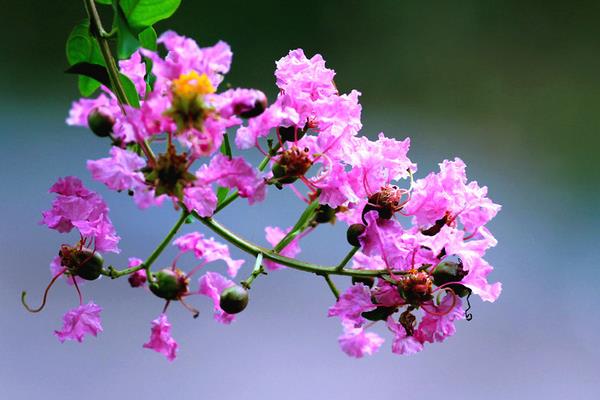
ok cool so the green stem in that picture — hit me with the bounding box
[83,0,156,165]
[336,246,360,271]
[103,211,189,279]
[241,253,264,289]
[320,274,340,300]
[193,213,404,278]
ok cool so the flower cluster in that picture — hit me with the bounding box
[25,29,501,362]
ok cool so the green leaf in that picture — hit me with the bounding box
[216,187,230,204]
[138,26,157,50]
[95,0,112,4]
[66,62,111,87]
[113,5,140,59]
[78,77,101,97]
[66,20,105,96]
[220,132,233,159]
[119,0,181,32]
[119,73,140,108]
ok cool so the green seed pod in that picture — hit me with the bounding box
[432,261,470,297]
[87,109,114,138]
[219,285,249,314]
[70,249,103,281]
[346,223,366,247]
[271,163,298,184]
[149,269,188,300]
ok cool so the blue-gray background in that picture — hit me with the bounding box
[1,1,598,399]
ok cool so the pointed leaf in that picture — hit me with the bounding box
[138,26,157,51]
[66,62,111,88]
[119,0,181,32]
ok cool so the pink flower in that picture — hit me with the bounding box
[214,88,267,119]
[183,185,218,217]
[338,321,384,358]
[328,283,376,324]
[66,94,116,127]
[54,302,103,343]
[417,294,464,344]
[143,314,178,361]
[87,146,145,191]
[235,98,300,149]
[119,51,147,97]
[127,257,147,287]
[173,232,244,277]
[144,31,232,89]
[196,154,266,204]
[404,158,501,233]
[387,317,424,356]
[275,49,337,102]
[263,226,302,271]
[198,272,236,324]
[41,177,120,253]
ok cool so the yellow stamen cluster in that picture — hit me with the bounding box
[172,71,215,98]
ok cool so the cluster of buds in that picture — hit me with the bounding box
[24,21,501,362]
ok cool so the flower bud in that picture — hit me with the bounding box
[278,125,306,142]
[432,261,470,297]
[314,205,336,224]
[87,108,114,138]
[149,268,188,300]
[346,223,366,247]
[59,246,103,281]
[128,270,147,288]
[351,276,375,288]
[237,97,267,119]
[219,285,249,314]
[362,305,396,322]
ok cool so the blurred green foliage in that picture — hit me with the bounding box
[1,0,598,187]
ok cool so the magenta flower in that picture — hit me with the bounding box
[41,176,120,253]
[143,314,178,361]
[183,185,218,217]
[404,158,501,233]
[87,146,146,192]
[127,257,147,288]
[173,232,244,277]
[146,30,232,89]
[328,283,376,324]
[198,272,236,324]
[275,49,337,102]
[54,302,103,343]
[196,154,266,205]
[387,317,424,356]
[417,294,464,344]
[338,320,384,358]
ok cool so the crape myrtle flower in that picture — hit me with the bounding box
[54,302,103,343]
[198,271,237,324]
[173,231,245,277]
[53,24,502,360]
[143,314,178,361]
[77,31,268,214]
[24,177,118,343]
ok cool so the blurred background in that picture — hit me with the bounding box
[1,1,598,399]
